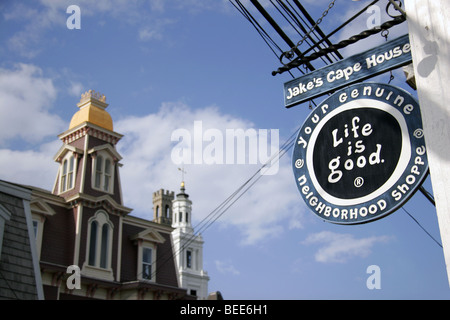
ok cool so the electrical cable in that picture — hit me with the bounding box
[249,0,317,72]
[145,123,302,281]
[273,15,406,75]
[271,0,337,67]
[303,0,380,59]
[146,0,415,284]
[0,268,21,300]
[289,0,343,62]
[229,0,307,79]
[402,207,442,248]
[229,0,301,79]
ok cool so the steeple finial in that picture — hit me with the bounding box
[178,166,187,191]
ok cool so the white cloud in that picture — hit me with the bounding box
[68,81,84,97]
[215,260,240,275]
[4,1,228,57]
[0,63,65,146]
[0,63,65,190]
[0,64,304,245]
[302,231,391,263]
[116,102,303,245]
[138,19,175,42]
[0,140,60,190]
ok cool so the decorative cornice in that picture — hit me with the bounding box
[58,122,123,145]
[66,193,132,216]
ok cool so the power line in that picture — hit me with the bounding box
[228,0,326,78]
[0,268,21,300]
[145,124,302,282]
[402,207,442,248]
[272,14,407,75]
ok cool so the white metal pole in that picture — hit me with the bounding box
[405,0,450,285]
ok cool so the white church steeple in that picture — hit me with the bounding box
[171,181,193,233]
[171,179,209,299]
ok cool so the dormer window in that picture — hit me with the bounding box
[131,228,166,282]
[60,154,75,193]
[92,152,114,193]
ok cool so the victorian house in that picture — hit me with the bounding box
[22,90,209,300]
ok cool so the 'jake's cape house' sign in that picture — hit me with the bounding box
[284,34,412,108]
[292,83,428,224]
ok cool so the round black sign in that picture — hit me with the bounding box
[292,83,428,224]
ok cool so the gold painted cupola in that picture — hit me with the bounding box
[69,90,113,131]
[52,90,130,216]
[59,90,122,146]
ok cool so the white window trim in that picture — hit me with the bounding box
[91,151,115,194]
[82,210,114,281]
[59,153,77,194]
[31,214,45,260]
[130,228,165,283]
[137,242,157,282]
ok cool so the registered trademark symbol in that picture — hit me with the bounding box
[354,177,364,188]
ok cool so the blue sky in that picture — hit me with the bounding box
[1,0,449,299]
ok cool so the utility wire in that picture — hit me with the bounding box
[228,0,300,79]
[146,0,425,284]
[146,124,301,281]
[0,268,21,300]
[402,207,442,248]
[273,15,406,75]
[270,0,338,66]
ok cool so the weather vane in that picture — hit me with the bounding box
[178,166,187,188]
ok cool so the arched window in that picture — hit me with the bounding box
[61,159,67,192]
[88,221,98,266]
[93,153,115,193]
[155,206,159,218]
[60,154,75,193]
[100,224,109,268]
[87,211,113,270]
[104,159,111,191]
[68,156,74,189]
[165,205,170,218]
[95,155,103,189]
